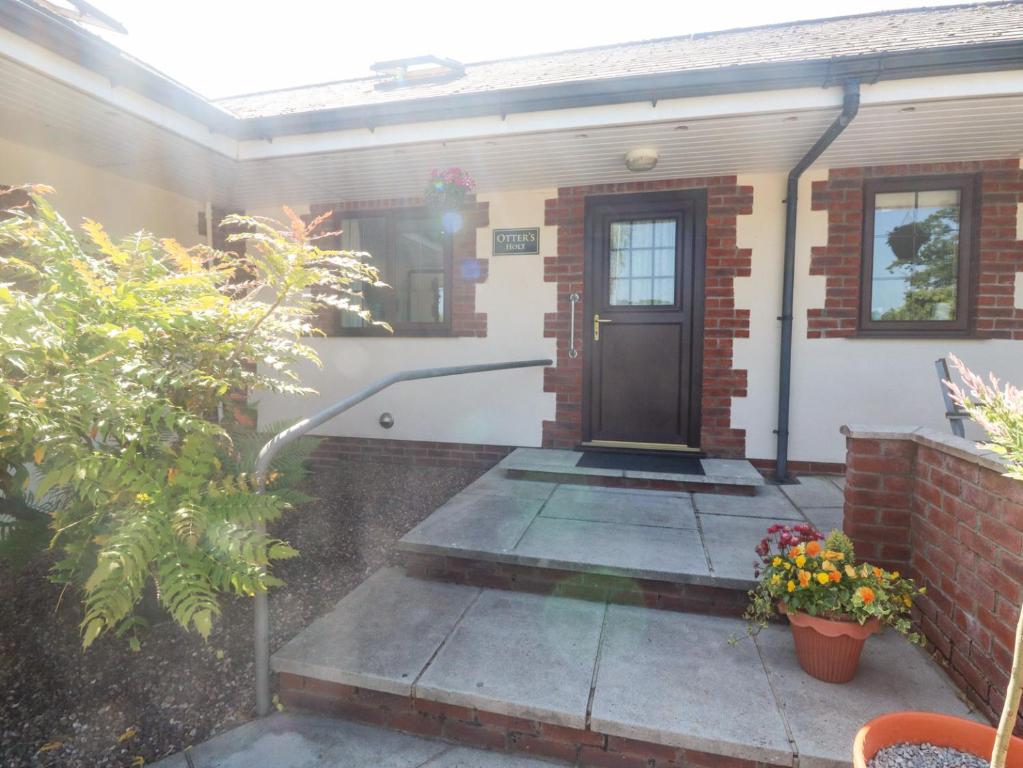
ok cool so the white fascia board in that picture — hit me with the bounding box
[0,27,238,158]
[860,70,1023,105]
[236,86,843,161]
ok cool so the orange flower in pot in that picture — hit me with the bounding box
[747,525,921,684]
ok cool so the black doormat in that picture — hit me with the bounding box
[576,451,705,475]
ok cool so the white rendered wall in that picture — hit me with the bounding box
[0,134,202,244]
[732,173,784,463]
[252,170,1023,462]
[734,167,1023,466]
[254,190,558,446]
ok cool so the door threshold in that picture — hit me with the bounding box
[579,440,703,454]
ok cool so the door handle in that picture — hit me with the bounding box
[593,313,613,341]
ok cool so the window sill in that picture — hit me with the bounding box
[852,328,977,340]
[323,326,455,339]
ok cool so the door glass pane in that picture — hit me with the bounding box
[608,219,676,306]
[870,190,961,322]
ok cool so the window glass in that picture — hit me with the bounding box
[394,218,446,324]
[869,189,961,322]
[608,219,677,306]
[338,216,388,328]
[334,213,449,330]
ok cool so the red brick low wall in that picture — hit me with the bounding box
[311,436,514,471]
[842,425,1023,729]
[279,673,786,768]
[402,552,750,616]
[748,458,845,477]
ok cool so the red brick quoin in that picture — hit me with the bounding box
[309,197,490,337]
[843,428,1023,731]
[808,159,1023,339]
[542,178,754,456]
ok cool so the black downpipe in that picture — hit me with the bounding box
[775,80,860,483]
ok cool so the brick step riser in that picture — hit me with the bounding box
[505,469,757,496]
[279,673,784,768]
[401,553,750,618]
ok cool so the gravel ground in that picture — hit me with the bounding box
[0,461,483,768]
[868,743,989,768]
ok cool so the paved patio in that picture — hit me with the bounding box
[400,462,847,589]
[162,462,980,768]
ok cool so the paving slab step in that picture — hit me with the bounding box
[398,466,832,607]
[272,568,977,768]
[500,449,765,495]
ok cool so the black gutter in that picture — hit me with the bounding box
[774,79,860,483]
[1,0,1021,139]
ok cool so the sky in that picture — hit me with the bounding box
[77,0,973,99]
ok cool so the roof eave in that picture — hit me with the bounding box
[0,0,239,135]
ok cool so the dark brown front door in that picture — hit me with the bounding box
[583,190,705,450]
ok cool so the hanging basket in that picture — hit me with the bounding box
[424,167,476,213]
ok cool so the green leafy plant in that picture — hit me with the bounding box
[745,523,921,641]
[946,355,1023,768]
[0,185,385,647]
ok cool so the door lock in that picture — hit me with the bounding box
[593,313,613,341]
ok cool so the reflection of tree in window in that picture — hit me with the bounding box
[338,217,388,328]
[871,191,960,322]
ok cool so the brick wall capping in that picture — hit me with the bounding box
[840,424,1010,476]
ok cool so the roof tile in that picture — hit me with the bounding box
[216,2,1023,118]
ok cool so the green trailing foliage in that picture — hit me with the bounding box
[0,186,385,647]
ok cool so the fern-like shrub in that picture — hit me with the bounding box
[0,186,385,647]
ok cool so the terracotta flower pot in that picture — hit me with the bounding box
[854,712,1023,768]
[781,605,879,683]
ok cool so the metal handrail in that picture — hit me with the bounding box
[252,358,552,716]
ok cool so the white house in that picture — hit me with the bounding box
[3,0,1023,476]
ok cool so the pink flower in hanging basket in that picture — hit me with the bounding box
[425,167,476,208]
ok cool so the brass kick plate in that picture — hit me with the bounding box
[581,440,702,453]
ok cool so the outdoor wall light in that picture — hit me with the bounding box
[379,412,395,429]
[624,148,658,172]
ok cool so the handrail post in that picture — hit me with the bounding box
[251,358,551,716]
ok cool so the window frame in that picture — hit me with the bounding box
[326,207,454,337]
[858,174,979,337]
